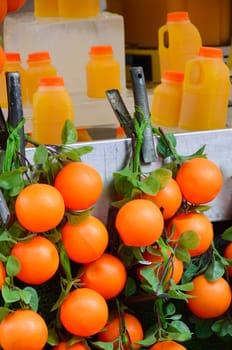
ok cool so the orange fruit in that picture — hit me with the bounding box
[137,248,183,288]
[61,215,109,263]
[10,236,59,284]
[115,199,164,247]
[15,183,65,233]
[97,313,144,349]
[7,0,26,12]
[80,253,127,299]
[0,309,48,350]
[53,342,90,349]
[54,162,103,210]
[0,0,7,22]
[176,157,223,204]
[149,340,187,349]
[60,288,109,337]
[223,242,232,277]
[0,45,5,73]
[143,177,182,219]
[187,274,232,318]
[0,260,6,289]
[167,211,214,257]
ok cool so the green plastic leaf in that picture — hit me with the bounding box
[91,341,114,350]
[33,144,48,164]
[59,243,72,281]
[22,287,39,311]
[2,284,21,303]
[179,231,200,249]
[66,209,93,226]
[168,320,192,341]
[62,120,77,144]
[204,260,225,281]
[165,302,176,316]
[221,226,232,241]
[0,307,11,322]
[6,255,21,276]
[156,132,177,158]
[211,318,232,337]
[151,168,172,189]
[175,247,191,264]
[0,169,25,190]
[124,276,137,297]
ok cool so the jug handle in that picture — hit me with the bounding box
[158,25,169,49]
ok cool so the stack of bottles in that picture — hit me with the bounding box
[151,11,231,131]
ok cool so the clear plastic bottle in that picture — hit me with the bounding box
[0,52,27,108]
[32,76,74,144]
[86,45,121,98]
[26,51,57,105]
[178,47,231,131]
[151,70,184,128]
[158,11,202,76]
[58,0,100,18]
[34,0,58,17]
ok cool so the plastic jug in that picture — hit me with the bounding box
[58,0,100,18]
[151,70,184,128]
[26,51,57,105]
[34,0,58,17]
[32,76,74,144]
[86,45,121,98]
[178,47,231,131]
[158,11,202,76]
[0,52,27,108]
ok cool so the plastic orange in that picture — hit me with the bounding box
[10,236,59,284]
[98,312,144,349]
[138,249,183,287]
[53,342,90,349]
[149,340,187,349]
[54,162,103,210]
[80,253,127,299]
[143,177,182,219]
[0,260,6,289]
[0,45,5,73]
[15,183,65,233]
[7,0,26,12]
[60,288,109,337]
[167,211,214,257]
[176,157,223,204]
[0,309,48,350]
[61,215,109,263]
[223,242,232,277]
[115,199,164,247]
[187,274,232,318]
[0,0,7,22]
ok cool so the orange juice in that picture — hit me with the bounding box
[34,0,58,17]
[58,0,100,18]
[32,76,74,144]
[158,12,202,76]
[179,47,231,131]
[27,51,57,105]
[0,52,27,107]
[86,45,121,98]
[151,70,184,128]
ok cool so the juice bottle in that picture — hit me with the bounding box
[32,76,74,144]
[86,45,121,98]
[26,51,57,105]
[0,52,27,108]
[58,0,100,18]
[178,47,231,131]
[34,0,58,17]
[151,70,184,128]
[158,11,202,76]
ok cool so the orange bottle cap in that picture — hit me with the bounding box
[5,52,21,61]
[167,12,189,22]
[27,51,51,63]
[89,45,113,55]
[163,70,184,82]
[198,46,222,58]
[39,76,64,86]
